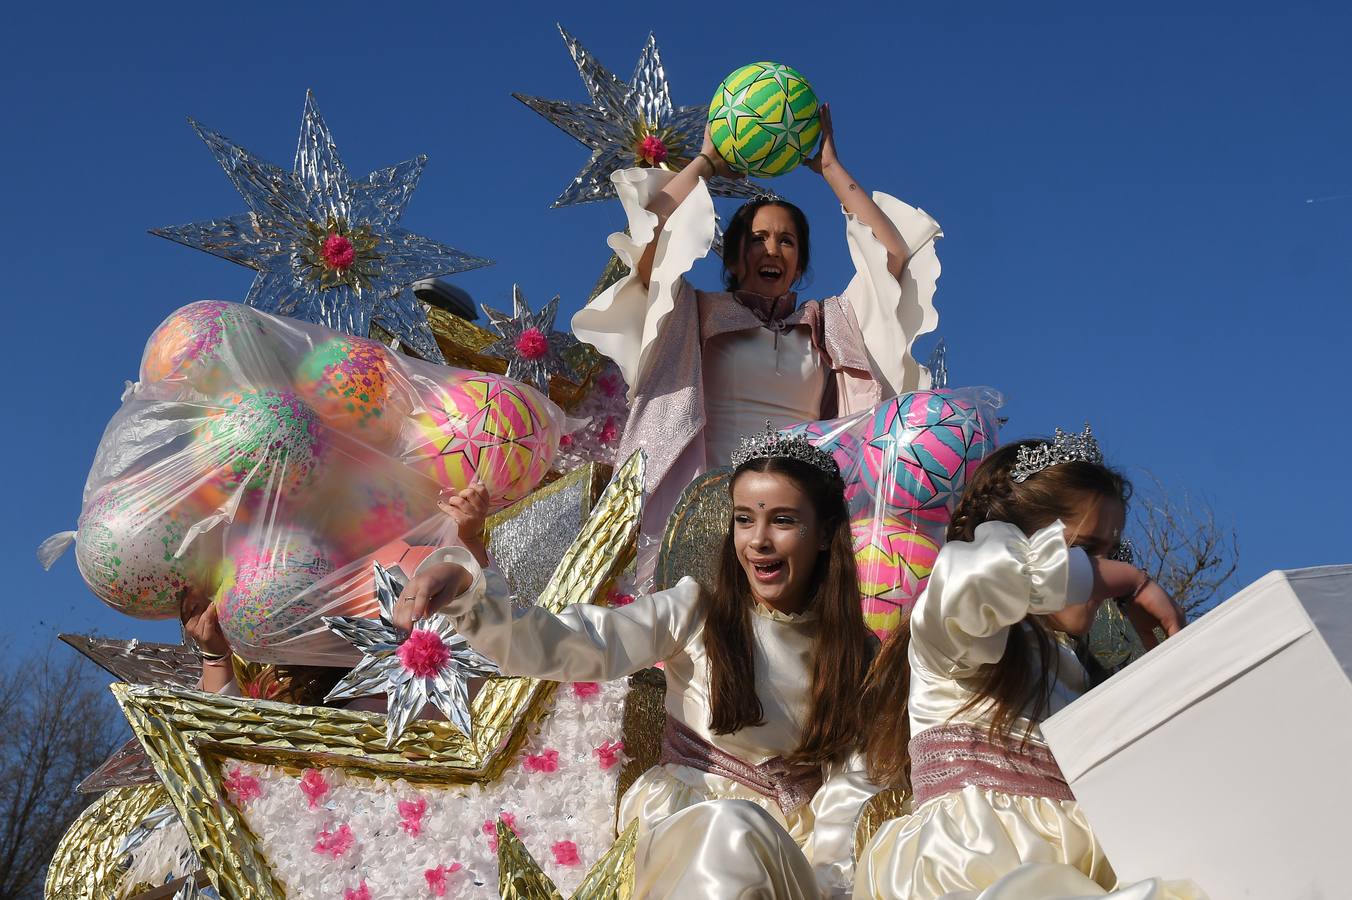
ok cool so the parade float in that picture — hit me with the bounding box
[39,25,1331,900]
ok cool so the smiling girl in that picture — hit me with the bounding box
[396,427,877,898]
[572,107,944,564]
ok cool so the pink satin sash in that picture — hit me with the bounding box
[909,722,1075,807]
[658,715,823,815]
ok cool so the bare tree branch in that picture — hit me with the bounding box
[1131,473,1240,620]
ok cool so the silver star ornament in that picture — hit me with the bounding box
[515,24,766,206]
[323,562,500,747]
[481,284,580,392]
[152,90,492,363]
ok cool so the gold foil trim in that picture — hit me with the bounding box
[616,668,667,810]
[853,788,911,862]
[498,818,638,900]
[654,467,732,593]
[44,784,169,900]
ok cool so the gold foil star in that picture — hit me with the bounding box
[497,819,639,900]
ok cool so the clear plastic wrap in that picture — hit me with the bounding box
[784,387,1003,639]
[51,300,562,665]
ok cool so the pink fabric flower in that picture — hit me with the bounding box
[483,812,519,852]
[313,823,355,859]
[399,796,427,837]
[425,863,463,896]
[224,766,262,803]
[299,769,329,809]
[515,327,550,360]
[322,233,356,270]
[605,590,634,608]
[571,681,601,699]
[599,416,621,444]
[638,135,668,165]
[522,748,560,774]
[344,883,370,900]
[597,371,622,398]
[397,629,450,678]
[559,433,575,448]
[594,739,626,771]
[552,839,581,866]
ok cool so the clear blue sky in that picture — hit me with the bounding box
[4,2,1349,651]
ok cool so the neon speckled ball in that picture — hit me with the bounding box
[401,373,559,508]
[294,336,400,448]
[74,481,216,619]
[708,62,821,177]
[858,392,997,524]
[197,389,326,498]
[141,300,264,392]
[851,517,939,640]
[214,528,337,653]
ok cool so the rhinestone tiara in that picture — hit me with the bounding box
[731,421,840,479]
[1010,424,1104,483]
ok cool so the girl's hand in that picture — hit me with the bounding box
[805,103,839,175]
[392,562,468,632]
[1125,578,1186,650]
[698,124,737,179]
[439,483,489,545]
[181,591,230,659]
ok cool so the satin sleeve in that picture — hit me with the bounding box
[571,167,716,400]
[803,752,881,898]
[839,193,943,395]
[423,546,704,682]
[910,521,1094,677]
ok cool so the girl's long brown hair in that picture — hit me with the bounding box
[861,440,1131,788]
[702,456,874,767]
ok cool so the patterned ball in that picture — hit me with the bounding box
[325,479,439,562]
[75,481,216,619]
[215,528,337,653]
[858,392,997,524]
[852,517,940,641]
[141,300,264,392]
[401,373,559,508]
[328,540,444,620]
[197,390,326,498]
[294,336,400,448]
[708,62,821,177]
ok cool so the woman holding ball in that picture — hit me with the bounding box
[572,100,944,562]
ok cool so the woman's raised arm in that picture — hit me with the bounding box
[634,127,736,287]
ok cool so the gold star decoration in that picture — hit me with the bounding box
[497,818,639,900]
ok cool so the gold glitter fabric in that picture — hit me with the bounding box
[498,818,639,900]
[853,788,911,861]
[617,668,668,805]
[45,784,169,900]
[654,467,732,593]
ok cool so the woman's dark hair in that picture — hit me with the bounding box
[721,198,812,291]
[861,440,1132,788]
[702,456,872,767]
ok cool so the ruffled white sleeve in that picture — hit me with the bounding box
[803,752,880,898]
[571,167,716,400]
[910,521,1094,677]
[840,194,943,395]
[422,546,704,682]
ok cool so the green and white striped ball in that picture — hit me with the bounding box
[708,62,820,177]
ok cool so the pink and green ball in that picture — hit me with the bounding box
[403,374,558,507]
[327,480,438,561]
[851,517,940,640]
[75,482,216,619]
[214,529,336,653]
[295,337,399,447]
[198,390,326,498]
[141,301,263,392]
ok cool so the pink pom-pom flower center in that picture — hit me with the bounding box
[397,629,451,678]
[638,135,668,165]
[322,233,356,271]
[514,327,550,360]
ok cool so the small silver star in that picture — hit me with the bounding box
[152,91,492,362]
[324,562,500,747]
[480,285,579,393]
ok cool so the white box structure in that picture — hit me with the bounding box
[1042,566,1352,900]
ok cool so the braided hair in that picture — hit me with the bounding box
[861,440,1131,789]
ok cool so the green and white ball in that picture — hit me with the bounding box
[708,62,821,177]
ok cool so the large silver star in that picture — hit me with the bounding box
[481,284,580,393]
[324,562,500,747]
[515,24,766,206]
[151,91,491,363]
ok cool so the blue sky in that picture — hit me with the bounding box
[4,2,1349,651]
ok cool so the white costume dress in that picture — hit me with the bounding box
[433,549,875,898]
[572,167,942,549]
[854,522,1206,900]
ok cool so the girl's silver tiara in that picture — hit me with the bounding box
[731,421,841,479]
[1011,424,1103,483]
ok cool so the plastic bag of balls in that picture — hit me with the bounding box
[48,300,562,664]
[782,387,1004,640]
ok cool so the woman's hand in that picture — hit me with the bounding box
[392,562,470,632]
[1124,578,1186,650]
[698,124,737,179]
[182,591,230,659]
[805,103,839,175]
[439,482,491,566]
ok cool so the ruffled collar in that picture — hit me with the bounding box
[751,600,818,624]
[733,290,799,325]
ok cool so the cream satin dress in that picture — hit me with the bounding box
[854,522,1206,900]
[431,549,877,899]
